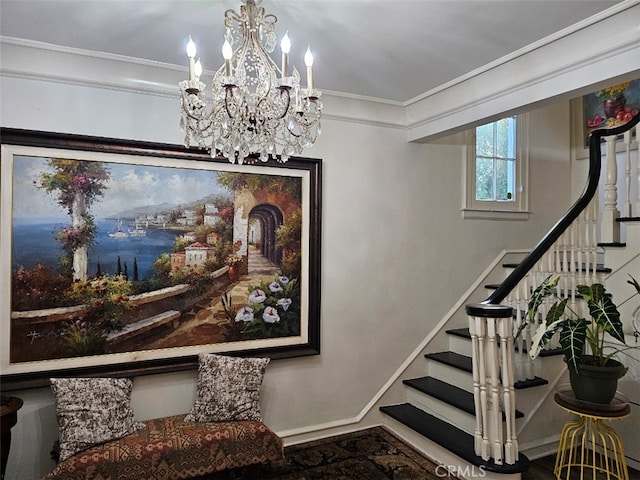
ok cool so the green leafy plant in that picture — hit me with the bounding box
[66,275,131,317]
[526,274,640,372]
[62,318,108,357]
[233,275,301,340]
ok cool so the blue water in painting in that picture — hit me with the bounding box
[12,218,182,280]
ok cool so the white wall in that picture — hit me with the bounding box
[1,49,573,479]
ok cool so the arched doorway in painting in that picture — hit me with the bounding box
[249,205,283,266]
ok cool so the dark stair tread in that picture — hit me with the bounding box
[428,348,552,390]
[446,328,471,339]
[515,343,563,357]
[514,377,548,389]
[617,216,640,222]
[447,328,563,356]
[502,262,523,268]
[502,262,612,272]
[380,403,529,474]
[599,242,627,247]
[425,351,472,372]
[403,376,524,418]
[487,270,613,291]
[539,347,563,357]
[448,326,563,359]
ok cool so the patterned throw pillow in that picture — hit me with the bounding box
[185,353,270,422]
[50,377,145,461]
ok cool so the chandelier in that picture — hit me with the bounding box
[179,0,322,164]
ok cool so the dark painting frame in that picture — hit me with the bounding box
[0,128,321,390]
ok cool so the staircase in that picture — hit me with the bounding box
[379,114,640,478]
[379,264,554,476]
[381,326,533,475]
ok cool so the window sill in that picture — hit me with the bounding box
[461,208,531,221]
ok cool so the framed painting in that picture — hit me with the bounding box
[0,128,321,390]
[581,78,640,148]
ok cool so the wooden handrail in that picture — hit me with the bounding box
[477,112,640,308]
[464,111,640,466]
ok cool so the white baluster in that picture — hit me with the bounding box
[487,319,503,464]
[601,135,620,242]
[576,214,584,285]
[499,316,517,464]
[636,124,640,216]
[477,316,490,461]
[589,197,598,282]
[469,316,488,459]
[624,130,632,217]
[569,221,577,283]
[561,230,569,289]
[514,282,525,382]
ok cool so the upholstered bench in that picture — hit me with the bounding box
[43,414,284,480]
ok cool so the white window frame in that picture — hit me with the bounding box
[462,113,530,220]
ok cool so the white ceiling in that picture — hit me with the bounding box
[0,0,625,103]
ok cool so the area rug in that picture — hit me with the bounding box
[264,427,460,480]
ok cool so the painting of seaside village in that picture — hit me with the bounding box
[8,154,305,366]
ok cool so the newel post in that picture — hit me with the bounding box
[601,134,620,243]
[466,303,517,465]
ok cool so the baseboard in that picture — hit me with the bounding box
[277,416,379,447]
[519,434,561,460]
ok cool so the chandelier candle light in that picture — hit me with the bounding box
[179,0,322,164]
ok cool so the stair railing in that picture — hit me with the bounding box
[465,112,640,466]
[601,122,640,243]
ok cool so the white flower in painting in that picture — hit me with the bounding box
[277,298,292,311]
[269,281,283,293]
[248,289,266,303]
[235,307,254,323]
[263,306,280,324]
[278,275,290,285]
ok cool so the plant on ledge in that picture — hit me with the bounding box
[524,274,640,404]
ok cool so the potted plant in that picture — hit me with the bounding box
[524,274,640,404]
[226,253,243,281]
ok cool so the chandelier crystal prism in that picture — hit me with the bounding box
[179,0,322,164]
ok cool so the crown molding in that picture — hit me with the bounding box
[2,0,640,141]
[405,1,640,142]
[0,36,406,130]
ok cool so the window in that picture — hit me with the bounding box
[476,117,516,202]
[463,114,529,220]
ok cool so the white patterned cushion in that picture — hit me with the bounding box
[50,377,145,461]
[185,353,270,422]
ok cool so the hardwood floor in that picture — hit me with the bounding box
[525,454,640,480]
[524,455,562,480]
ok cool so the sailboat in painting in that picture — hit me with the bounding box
[108,218,128,239]
[128,218,147,237]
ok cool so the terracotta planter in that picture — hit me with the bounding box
[568,356,627,405]
[228,265,241,281]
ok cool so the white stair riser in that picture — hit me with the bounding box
[406,388,476,435]
[427,361,473,392]
[448,335,472,357]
